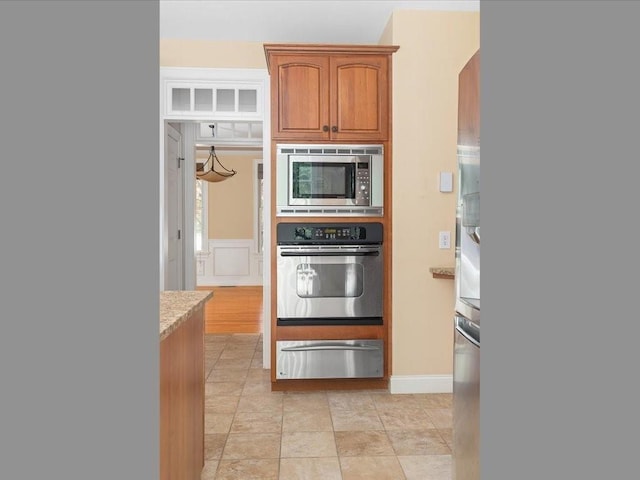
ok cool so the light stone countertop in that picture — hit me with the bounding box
[160,290,213,341]
[429,266,455,278]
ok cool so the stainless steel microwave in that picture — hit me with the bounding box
[275,144,384,216]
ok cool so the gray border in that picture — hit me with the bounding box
[0,1,159,478]
[483,1,640,478]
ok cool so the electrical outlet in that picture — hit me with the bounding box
[439,231,451,249]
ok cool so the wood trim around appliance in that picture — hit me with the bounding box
[275,325,386,341]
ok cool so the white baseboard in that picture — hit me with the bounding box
[389,375,453,394]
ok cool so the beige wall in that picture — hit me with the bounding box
[389,11,479,376]
[196,151,260,240]
[160,39,266,69]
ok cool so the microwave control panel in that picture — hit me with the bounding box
[355,162,370,205]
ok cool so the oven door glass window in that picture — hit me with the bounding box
[296,263,363,298]
[292,162,355,199]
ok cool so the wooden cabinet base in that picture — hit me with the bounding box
[272,378,389,392]
[160,309,204,480]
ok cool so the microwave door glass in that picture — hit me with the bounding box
[292,162,355,199]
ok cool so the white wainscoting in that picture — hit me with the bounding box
[389,375,453,394]
[197,239,263,286]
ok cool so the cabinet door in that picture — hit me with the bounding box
[458,50,480,147]
[271,55,330,140]
[330,55,389,141]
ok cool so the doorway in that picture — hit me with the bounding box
[159,66,271,363]
[194,143,264,287]
[193,142,265,335]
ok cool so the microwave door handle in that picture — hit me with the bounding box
[351,167,356,197]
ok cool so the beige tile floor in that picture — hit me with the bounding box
[202,333,453,480]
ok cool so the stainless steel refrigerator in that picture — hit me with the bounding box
[453,143,480,480]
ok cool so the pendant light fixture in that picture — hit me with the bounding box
[196,125,237,183]
[196,145,237,183]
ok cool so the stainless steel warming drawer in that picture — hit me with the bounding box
[276,339,384,380]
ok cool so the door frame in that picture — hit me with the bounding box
[159,66,271,364]
[164,122,184,290]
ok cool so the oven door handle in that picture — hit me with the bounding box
[280,251,380,257]
[281,343,381,352]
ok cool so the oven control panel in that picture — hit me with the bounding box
[277,222,383,245]
[294,226,363,241]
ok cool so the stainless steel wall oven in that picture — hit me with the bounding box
[276,222,383,326]
[276,222,385,380]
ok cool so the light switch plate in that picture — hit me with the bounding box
[439,231,451,249]
[439,172,453,192]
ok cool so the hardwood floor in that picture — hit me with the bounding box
[196,286,263,334]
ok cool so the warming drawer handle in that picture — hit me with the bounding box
[280,251,380,257]
[281,344,380,352]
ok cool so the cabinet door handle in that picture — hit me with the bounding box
[322,125,329,132]
[331,125,338,132]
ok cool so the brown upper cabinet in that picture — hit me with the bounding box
[264,44,399,142]
[458,49,480,147]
